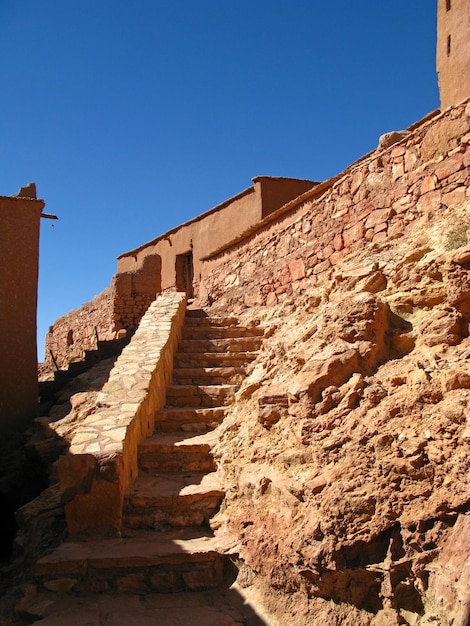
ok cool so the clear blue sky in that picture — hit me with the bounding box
[0,1,439,360]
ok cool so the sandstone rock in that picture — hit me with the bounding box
[364,208,395,229]
[257,387,289,429]
[450,244,470,266]
[357,270,387,293]
[443,368,470,391]
[426,514,470,626]
[289,347,360,402]
[378,131,409,150]
[420,306,466,346]
[422,117,470,161]
[288,258,305,281]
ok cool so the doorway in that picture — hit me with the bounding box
[175,251,194,299]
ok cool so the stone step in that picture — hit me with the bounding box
[123,472,224,531]
[165,384,238,408]
[184,314,240,326]
[185,309,238,321]
[182,326,264,340]
[155,407,227,433]
[138,431,218,473]
[16,589,249,626]
[174,352,258,368]
[179,337,263,354]
[35,529,231,595]
[172,366,245,386]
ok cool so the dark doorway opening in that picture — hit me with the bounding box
[175,251,194,299]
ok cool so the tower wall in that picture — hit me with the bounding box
[437,0,470,110]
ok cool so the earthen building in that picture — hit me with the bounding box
[0,184,45,433]
[437,0,470,110]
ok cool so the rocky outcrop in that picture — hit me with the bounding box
[209,228,470,625]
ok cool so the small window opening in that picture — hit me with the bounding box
[67,329,74,346]
[447,34,451,56]
[446,0,451,11]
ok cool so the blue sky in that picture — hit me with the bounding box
[0,1,439,359]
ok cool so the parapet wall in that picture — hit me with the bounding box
[202,102,470,306]
[113,253,161,329]
[57,292,186,537]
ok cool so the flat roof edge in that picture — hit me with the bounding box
[118,185,255,260]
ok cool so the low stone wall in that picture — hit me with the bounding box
[56,292,186,538]
[43,288,116,372]
[202,102,470,306]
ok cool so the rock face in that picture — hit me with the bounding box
[210,234,470,625]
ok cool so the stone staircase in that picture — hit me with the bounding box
[31,308,264,624]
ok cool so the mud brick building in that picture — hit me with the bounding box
[0,184,45,433]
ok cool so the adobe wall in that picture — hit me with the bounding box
[0,192,44,433]
[257,176,318,219]
[437,0,470,110]
[202,102,470,307]
[117,187,257,282]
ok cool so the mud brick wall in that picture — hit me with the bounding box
[202,101,470,306]
[1,193,44,432]
[112,254,161,330]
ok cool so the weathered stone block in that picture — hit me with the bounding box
[333,233,344,251]
[435,155,463,180]
[421,175,437,194]
[289,258,305,281]
[442,187,467,208]
[343,222,365,246]
[364,208,395,229]
[416,190,442,214]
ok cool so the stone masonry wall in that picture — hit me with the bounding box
[202,102,470,306]
[44,287,116,371]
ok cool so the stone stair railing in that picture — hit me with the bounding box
[56,292,187,538]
